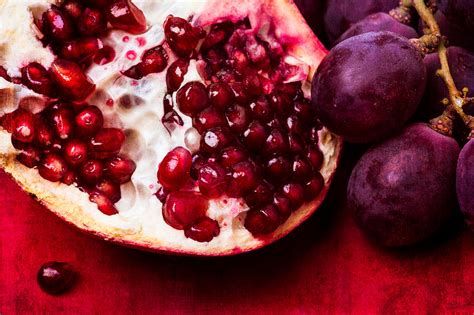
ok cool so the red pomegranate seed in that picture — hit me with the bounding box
[162,110,184,133]
[162,191,209,230]
[203,48,225,73]
[198,163,227,198]
[158,146,192,191]
[163,93,173,112]
[49,105,75,140]
[155,186,169,203]
[89,128,125,159]
[304,173,324,201]
[273,193,292,223]
[77,7,107,36]
[264,156,291,183]
[41,5,76,42]
[12,109,36,143]
[20,63,56,97]
[89,191,119,215]
[289,133,305,154]
[294,100,314,124]
[59,37,102,62]
[262,128,289,156]
[292,156,313,182]
[37,261,76,295]
[220,146,248,168]
[308,127,319,143]
[201,21,234,50]
[176,81,209,116]
[50,139,63,153]
[225,105,249,133]
[229,82,249,105]
[0,112,14,132]
[229,50,249,72]
[227,160,259,197]
[190,153,208,180]
[61,170,76,185]
[243,71,262,96]
[285,115,304,134]
[184,217,220,242]
[193,107,226,134]
[75,105,104,137]
[214,68,239,83]
[200,127,232,154]
[268,91,292,115]
[34,117,54,148]
[0,66,11,82]
[49,59,96,101]
[166,59,189,93]
[79,159,104,185]
[281,182,305,210]
[208,82,234,111]
[93,46,116,65]
[163,15,201,57]
[17,145,41,168]
[249,96,273,123]
[104,156,136,184]
[244,180,273,207]
[123,46,168,79]
[106,0,147,34]
[244,205,281,235]
[279,82,302,99]
[39,153,68,182]
[63,139,88,167]
[95,178,121,203]
[241,121,267,151]
[62,1,84,19]
[306,146,324,170]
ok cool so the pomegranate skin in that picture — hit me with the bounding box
[457,140,474,228]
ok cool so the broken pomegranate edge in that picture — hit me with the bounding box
[0,0,341,256]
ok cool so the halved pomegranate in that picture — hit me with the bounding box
[0,0,341,256]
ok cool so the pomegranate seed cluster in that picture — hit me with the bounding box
[156,16,325,241]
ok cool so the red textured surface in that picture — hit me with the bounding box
[2,148,474,314]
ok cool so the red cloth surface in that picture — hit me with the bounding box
[1,151,474,314]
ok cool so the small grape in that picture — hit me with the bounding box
[457,139,474,229]
[439,0,474,35]
[348,123,460,246]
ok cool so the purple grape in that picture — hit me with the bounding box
[439,0,474,34]
[323,0,399,43]
[418,46,474,119]
[335,12,418,44]
[457,139,474,228]
[312,31,426,143]
[348,123,460,247]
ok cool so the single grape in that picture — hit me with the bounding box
[439,0,474,34]
[418,46,474,119]
[335,12,418,44]
[348,123,460,247]
[312,31,426,143]
[324,0,399,43]
[457,139,474,229]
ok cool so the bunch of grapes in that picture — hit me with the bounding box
[297,0,474,247]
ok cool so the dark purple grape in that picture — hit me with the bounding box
[37,261,76,295]
[323,0,399,43]
[439,0,474,35]
[348,123,460,247]
[457,139,474,229]
[312,31,426,143]
[418,46,474,119]
[335,12,418,44]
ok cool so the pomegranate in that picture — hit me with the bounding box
[0,0,341,256]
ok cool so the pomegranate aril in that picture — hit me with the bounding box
[201,21,234,50]
[208,82,234,111]
[244,180,273,207]
[306,146,324,170]
[106,0,147,34]
[89,191,118,215]
[77,7,107,36]
[304,173,324,201]
[63,139,88,167]
[155,186,169,203]
[264,156,291,183]
[214,68,239,83]
[79,159,104,185]
[20,63,56,97]
[203,48,226,73]
[104,156,136,184]
[62,1,84,19]
[294,100,314,124]
[227,160,259,197]
[200,127,232,154]
[193,107,226,134]
[89,128,125,159]
[162,110,184,133]
[49,59,95,101]
[164,15,201,57]
[59,37,102,62]
[166,59,189,93]
[279,82,302,100]
[12,109,36,143]
[269,91,291,115]
[285,115,304,134]
[0,66,11,82]
[75,105,104,137]
[39,153,68,182]
[281,182,305,210]
[289,133,305,154]
[229,82,249,105]
[198,163,227,198]
[241,121,267,151]
[226,104,250,133]
[93,46,116,65]
[262,128,289,156]
[243,71,262,96]
[184,217,220,242]
[37,261,76,295]
[176,81,209,116]
[308,127,319,143]
[229,50,249,73]
[244,205,281,235]
[292,156,313,182]
[17,146,41,168]
[220,146,248,168]
[158,146,192,191]
[49,105,75,140]
[41,5,76,42]
[273,193,292,223]
[163,191,209,230]
[61,170,76,185]
[123,46,168,79]
[249,96,273,123]
[190,153,207,180]
[96,178,121,203]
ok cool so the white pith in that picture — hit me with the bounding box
[0,0,342,255]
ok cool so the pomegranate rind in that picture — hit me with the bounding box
[0,0,342,256]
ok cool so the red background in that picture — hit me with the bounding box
[2,146,474,314]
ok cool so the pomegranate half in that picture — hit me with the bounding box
[0,0,342,256]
